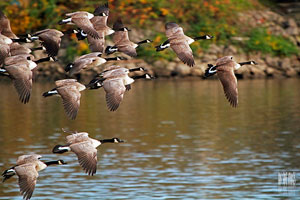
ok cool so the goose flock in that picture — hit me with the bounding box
[0,3,259,199]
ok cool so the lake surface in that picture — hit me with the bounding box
[0,78,299,199]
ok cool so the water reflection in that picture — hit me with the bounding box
[0,79,299,199]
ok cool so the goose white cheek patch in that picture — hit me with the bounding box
[208,67,217,74]
[58,146,71,151]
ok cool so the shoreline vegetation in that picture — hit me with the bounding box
[1,0,299,80]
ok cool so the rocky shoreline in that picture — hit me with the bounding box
[6,8,293,82]
[32,53,299,82]
[31,8,299,81]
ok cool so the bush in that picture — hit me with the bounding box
[245,28,299,56]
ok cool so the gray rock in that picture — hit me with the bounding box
[190,67,204,77]
[285,68,297,77]
[280,58,291,70]
[152,60,172,77]
[265,56,280,70]
[223,45,238,55]
[174,63,191,76]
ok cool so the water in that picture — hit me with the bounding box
[0,78,299,199]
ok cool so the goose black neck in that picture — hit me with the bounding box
[31,47,44,51]
[86,78,104,90]
[131,74,147,79]
[239,61,252,66]
[129,67,143,72]
[194,35,209,40]
[35,57,51,64]
[162,40,170,45]
[11,38,28,43]
[105,57,118,61]
[137,39,149,45]
[44,160,61,166]
[100,138,115,143]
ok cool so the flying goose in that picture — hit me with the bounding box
[204,56,257,107]
[65,52,125,77]
[27,29,64,58]
[157,22,213,67]
[52,130,123,176]
[58,11,100,39]
[0,42,32,66]
[0,33,12,44]
[89,66,153,111]
[0,34,12,65]
[0,10,18,39]
[155,35,213,52]
[74,3,113,41]
[105,19,152,57]
[87,3,114,52]
[4,54,54,65]
[42,79,100,120]
[0,57,37,103]
[9,42,32,56]
[2,154,66,200]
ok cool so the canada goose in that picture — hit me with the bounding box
[0,10,18,39]
[42,79,93,120]
[4,54,34,65]
[155,35,213,52]
[204,56,257,107]
[58,11,100,39]
[0,58,37,103]
[105,19,152,57]
[65,52,125,77]
[4,54,54,65]
[9,42,32,56]
[0,35,12,65]
[87,3,114,53]
[0,42,32,66]
[0,33,12,44]
[157,22,213,67]
[0,37,31,66]
[2,154,66,200]
[89,66,153,111]
[74,3,113,41]
[27,29,64,58]
[52,130,123,176]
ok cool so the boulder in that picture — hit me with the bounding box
[279,57,291,70]
[174,63,191,76]
[152,60,173,77]
[285,68,298,77]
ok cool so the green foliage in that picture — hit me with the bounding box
[138,45,176,62]
[245,28,299,56]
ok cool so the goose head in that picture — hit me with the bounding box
[250,61,258,65]
[57,160,67,165]
[205,35,214,40]
[119,27,131,32]
[113,138,124,143]
[52,144,71,154]
[116,56,127,60]
[99,12,108,17]
[144,73,153,79]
